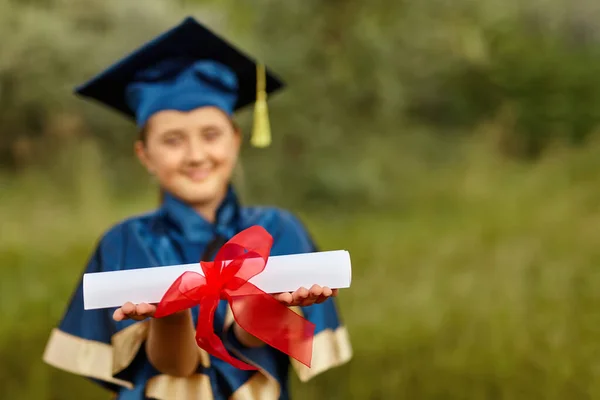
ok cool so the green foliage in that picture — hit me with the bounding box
[3,136,600,399]
[407,16,600,158]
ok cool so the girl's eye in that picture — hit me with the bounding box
[204,130,222,141]
[163,136,183,146]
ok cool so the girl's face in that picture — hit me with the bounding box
[135,106,241,212]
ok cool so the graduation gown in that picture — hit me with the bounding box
[42,187,352,399]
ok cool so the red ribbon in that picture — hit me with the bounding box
[153,225,316,370]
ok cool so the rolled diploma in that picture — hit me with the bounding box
[83,250,352,310]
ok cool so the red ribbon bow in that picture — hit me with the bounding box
[153,225,316,370]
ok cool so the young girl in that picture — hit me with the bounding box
[42,16,352,400]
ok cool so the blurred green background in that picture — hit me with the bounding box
[2,0,600,398]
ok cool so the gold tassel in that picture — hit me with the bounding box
[250,63,271,148]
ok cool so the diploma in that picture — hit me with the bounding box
[83,250,352,310]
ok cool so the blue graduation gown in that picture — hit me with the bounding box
[43,187,352,399]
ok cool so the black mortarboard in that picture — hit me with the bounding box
[75,16,284,147]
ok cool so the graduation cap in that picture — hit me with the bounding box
[75,16,285,147]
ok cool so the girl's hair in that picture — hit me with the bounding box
[136,126,165,204]
[138,125,149,144]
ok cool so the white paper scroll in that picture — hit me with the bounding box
[83,250,352,310]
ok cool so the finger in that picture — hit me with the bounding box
[331,289,339,297]
[292,287,309,306]
[273,292,293,305]
[129,303,154,321]
[314,287,334,304]
[309,284,324,299]
[123,302,151,321]
[113,308,127,321]
[121,302,136,317]
[302,284,323,306]
[137,303,156,318]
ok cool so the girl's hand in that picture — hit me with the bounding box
[272,284,338,307]
[113,302,157,321]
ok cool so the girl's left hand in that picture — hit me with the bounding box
[113,301,158,321]
[272,284,338,307]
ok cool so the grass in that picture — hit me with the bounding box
[1,136,600,399]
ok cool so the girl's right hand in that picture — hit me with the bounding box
[113,302,157,321]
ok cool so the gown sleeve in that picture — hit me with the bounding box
[279,211,353,382]
[223,209,353,387]
[42,228,152,395]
